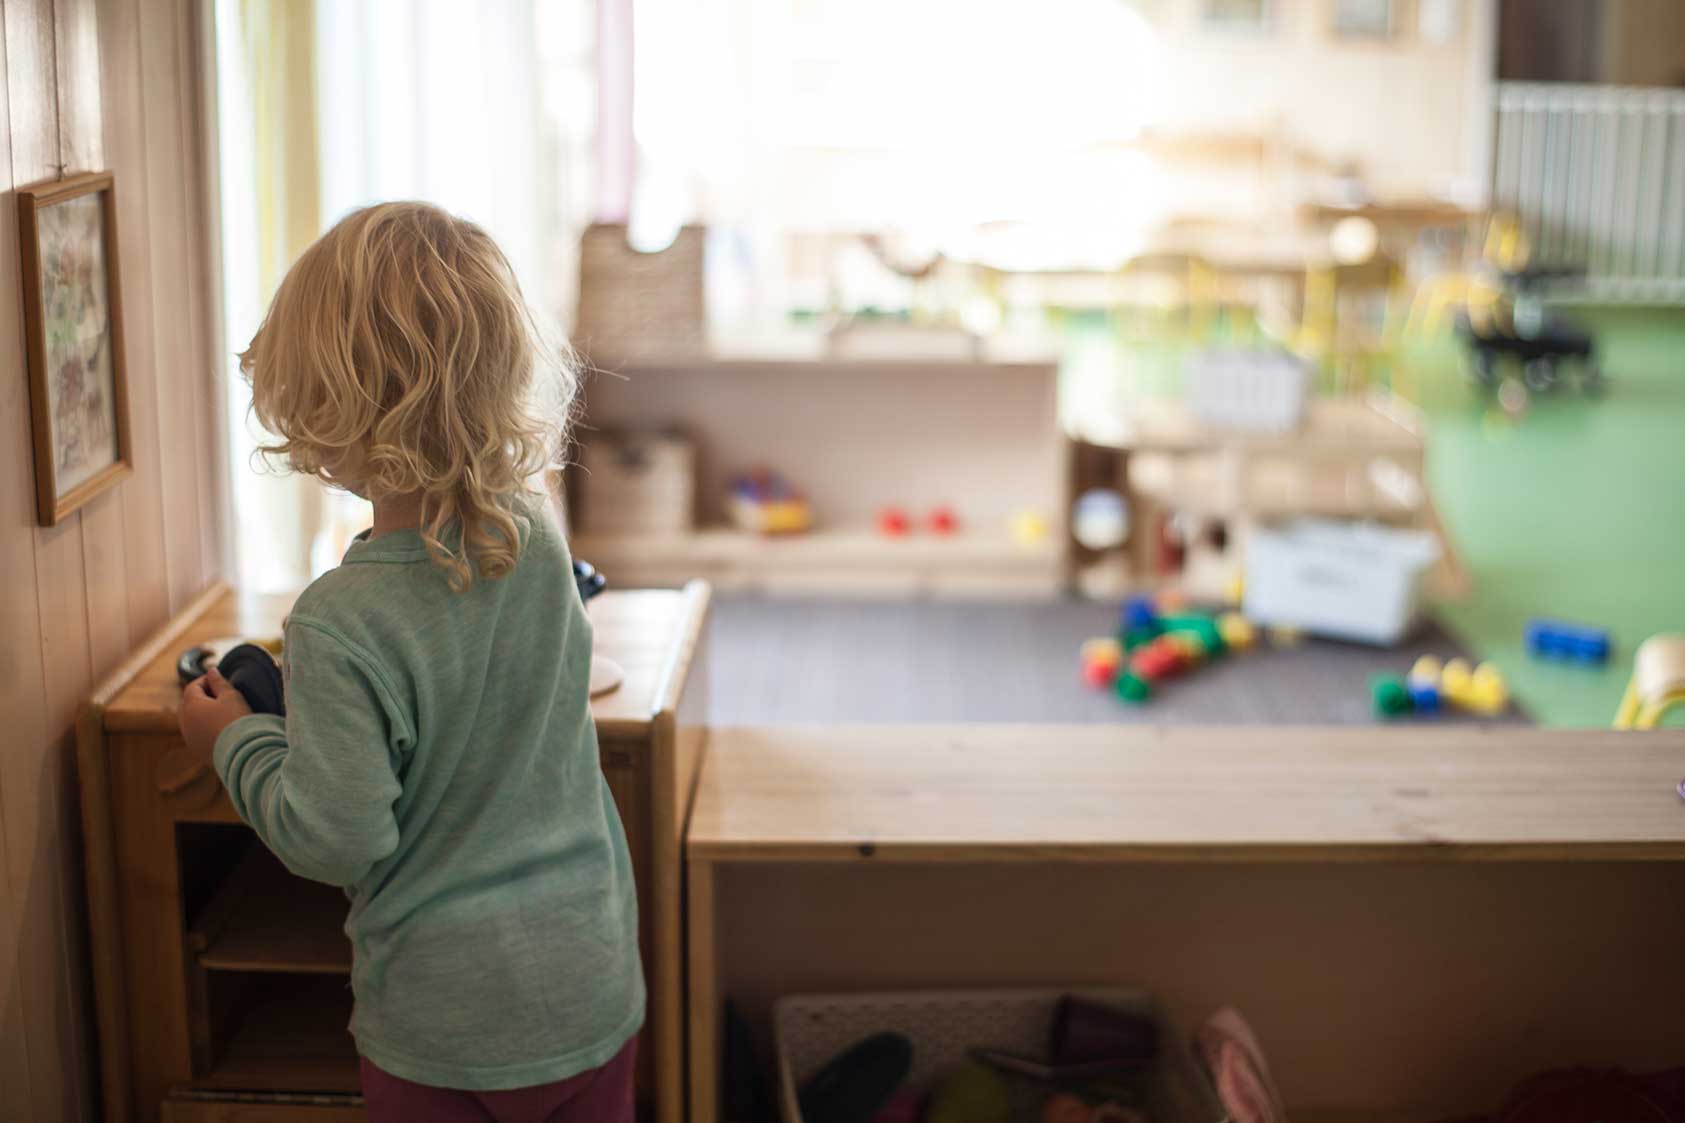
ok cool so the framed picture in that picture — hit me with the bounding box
[1201,0,1273,32]
[1330,0,1397,39]
[17,171,131,526]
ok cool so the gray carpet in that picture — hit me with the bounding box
[707,595,1528,725]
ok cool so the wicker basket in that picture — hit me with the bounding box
[576,431,695,535]
[773,988,1229,1123]
[575,223,705,364]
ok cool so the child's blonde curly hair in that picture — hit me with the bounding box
[240,202,574,591]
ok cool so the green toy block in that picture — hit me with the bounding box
[1115,671,1151,703]
[1121,625,1160,651]
[1156,613,1226,657]
[1371,673,1413,718]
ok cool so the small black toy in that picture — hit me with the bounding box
[177,642,285,716]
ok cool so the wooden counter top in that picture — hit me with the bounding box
[102,580,710,740]
[688,725,1685,863]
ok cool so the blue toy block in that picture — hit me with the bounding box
[1120,595,1158,633]
[1524,618,1611,665]
[1408,682,1441,714]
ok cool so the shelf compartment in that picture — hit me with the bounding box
[190,842,351,975]
[193,973,360,1094]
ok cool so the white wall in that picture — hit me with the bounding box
[1146,0,1496,198]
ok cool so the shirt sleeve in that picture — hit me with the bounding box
[213,618,414,887]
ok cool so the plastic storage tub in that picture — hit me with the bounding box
[1184,350,1310,433]
[773,988,1229,1123]
[1244,519,1440,645]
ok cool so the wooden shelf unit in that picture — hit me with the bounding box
[686,724,1685,1122]
[194,975,360,1094]
[189,844,351,975]
[81,582,711,1123]
[573,524,1065,596]
[571,355,1070,595]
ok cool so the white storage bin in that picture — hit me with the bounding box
[1244,519,1440,645]
[774,988,1228,1123]
[1184,350,1310,434]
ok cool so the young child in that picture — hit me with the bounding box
[178,202,643,1123]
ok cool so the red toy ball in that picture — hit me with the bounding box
[927,506,959,535]
[1081,659,1117,689]
[876,506,911,536]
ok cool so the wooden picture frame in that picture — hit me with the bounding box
[18,171,132,526]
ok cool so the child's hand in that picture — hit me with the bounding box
[179,667,254,759]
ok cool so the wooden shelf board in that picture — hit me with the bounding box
[688,724,1685,863]
[575,525,1063,570]
[191,845,350,975]
[1074,395,1423,455]
[101,585,707,738]
[195,976,359,1094]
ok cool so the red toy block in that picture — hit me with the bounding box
[1081,658,1118,689]
[876,506,911,536]
[1130,638,1185,682]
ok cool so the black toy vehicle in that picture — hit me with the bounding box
[1457,265,1604,395]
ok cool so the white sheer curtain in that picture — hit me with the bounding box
[219,0,588,591]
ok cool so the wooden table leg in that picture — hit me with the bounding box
[687,856,718,1123]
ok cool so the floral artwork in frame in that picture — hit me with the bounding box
[17,171,132,526]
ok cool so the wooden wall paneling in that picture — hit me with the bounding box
[185,0,232,586]
[2,0,94,1118]
[0,797,33,1122]
[56,0,133,681]
[175,0,222,587]
[97,0,172,644]
[0,13,55,1121]
[138,0,208,613]
[50,6,118,1097]
[0,13,53,1112]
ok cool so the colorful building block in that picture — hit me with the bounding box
[1114,672,1151,703]
[1408,681,1441,714]
[1120,595,1158,633]
[1524,618,1611,665]
[1082,659,1119,689]
[1372,674,1413,718]
[1079,637,1123,689]
[1164,631,1208,663]
[1131,639,1186,681]
[1409,655,1443,688]
[1158,614,1225,657]
[1467,662,1509,715]
[1217,612,1256,652]
[1081,637,1123,666]
[1122,625,1159,652]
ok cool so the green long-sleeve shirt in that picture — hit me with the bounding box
[214,500,644,1090]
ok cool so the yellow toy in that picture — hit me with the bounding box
[1614,635,1685,729]
[1010,510,1050,546]
[1408,654,1442,687]
[1467,662,1510,716]
[1217,612,1256,652]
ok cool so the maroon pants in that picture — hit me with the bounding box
[360,1037,637,1123]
